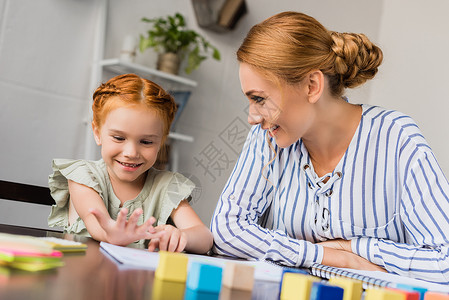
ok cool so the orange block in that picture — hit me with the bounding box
[387,288,420,300]
[424,292,449,300]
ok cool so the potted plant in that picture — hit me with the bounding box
[139,12,221,75]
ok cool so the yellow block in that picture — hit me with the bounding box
[154,251,188,282]
[280,273,318,300]
[329,277,363,300]
[152,278,185,300]
[365,288,406,300]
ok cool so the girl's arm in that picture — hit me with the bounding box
[147,199,213,254]
[68,180,159,245]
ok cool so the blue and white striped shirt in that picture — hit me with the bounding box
[211,104,449,283]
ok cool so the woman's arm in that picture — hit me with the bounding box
[211,126,323,267]
[147,199,213,254]
[68,180,159,245]
[321,150,449,284]
[319,239,386,272]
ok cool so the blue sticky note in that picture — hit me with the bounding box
[310,282,344,300]
[395,284,427,300]
[186,262,223,294]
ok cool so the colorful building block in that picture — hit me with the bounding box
[183,288,219,300]
[310,282,344,300]
[222,262,255,291]
[424,292,449,300]
[280,272,318,300]
[387,288,420,300]
[395,284,428,300]
[186,262,223,294]
[329,277,363,300]
[278,268,311,296]
[365,288,406,300]
[154,251,188,282]
[217,286,252,300]
[152,278,185,300]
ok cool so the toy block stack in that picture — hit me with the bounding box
[151,251,449,300]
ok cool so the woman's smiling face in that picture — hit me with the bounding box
[239,63,316,148]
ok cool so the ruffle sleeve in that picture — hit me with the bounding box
[47,159,106,235]
[157,172,195,226]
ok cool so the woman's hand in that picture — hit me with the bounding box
[319,239,387,272]
[319,239,352,252]
[147,224,187,253]
[89,207,160,246]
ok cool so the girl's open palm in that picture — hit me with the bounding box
[89,207,161,246]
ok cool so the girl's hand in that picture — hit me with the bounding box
[147,224,187,253]
[89,207,160,246]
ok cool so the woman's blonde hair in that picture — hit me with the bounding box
[92,73,177,145]
[237,11,383,97]
[237,12,383,183]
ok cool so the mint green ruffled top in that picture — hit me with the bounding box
[47,159,194,245]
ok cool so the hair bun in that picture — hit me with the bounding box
[330,31,383,88]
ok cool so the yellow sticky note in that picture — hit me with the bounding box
[154,251,188,282]
[329,277,363,300]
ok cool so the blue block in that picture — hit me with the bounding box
[184,288,219,300]
[186,262,223,294]
[395,284,428,300]
[310,282,344,300]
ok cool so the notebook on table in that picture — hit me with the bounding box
[309,263,449,294]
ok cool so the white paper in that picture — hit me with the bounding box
[99,242,283,282]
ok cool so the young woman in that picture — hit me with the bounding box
[211,11,449,283]
[48,74,212,254]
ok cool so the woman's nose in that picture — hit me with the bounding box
[248,104,263,125]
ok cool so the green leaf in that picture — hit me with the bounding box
[213,48,221,60]
[140,12,221,73]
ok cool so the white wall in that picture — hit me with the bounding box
[370,0,449,176]
[104,0,384,224]
[0,0,102,229]
[1,0,448,228]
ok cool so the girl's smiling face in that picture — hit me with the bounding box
[93,103,163,186]
[239,63,316,148]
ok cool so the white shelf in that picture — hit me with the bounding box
[100,58,198,88]
[99,58,195,144]
[168,132,194,143]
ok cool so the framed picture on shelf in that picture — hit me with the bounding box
[169,90,191,130]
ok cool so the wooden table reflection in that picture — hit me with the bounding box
[0,224,279,300]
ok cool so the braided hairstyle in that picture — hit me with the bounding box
[92,74,177,145]
[237,11,383,97]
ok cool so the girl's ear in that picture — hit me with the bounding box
[306,70,324,104]
[92,122,102,146]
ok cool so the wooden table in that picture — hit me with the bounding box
[0,224,279,300]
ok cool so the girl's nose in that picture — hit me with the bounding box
[123,142,139,158]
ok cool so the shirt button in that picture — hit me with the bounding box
[229,194,235,200]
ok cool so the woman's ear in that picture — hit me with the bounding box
[92,122,102,146]
[306,70,324,104]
